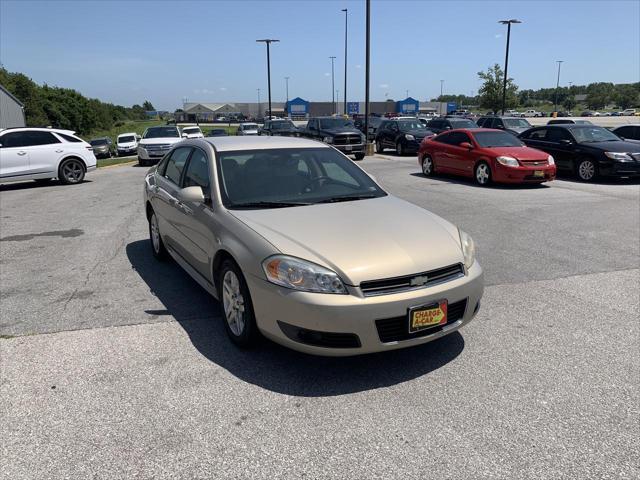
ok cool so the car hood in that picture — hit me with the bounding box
[505,127,529,134]
[230,195,464,285]
[139,137,183,145]
[482,146,549,160]
[405,129,429,138]
[321,127,361,135]
[118,142,137,148]
[580,140,640,153]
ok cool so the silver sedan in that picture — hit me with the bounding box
[143,136,483,356]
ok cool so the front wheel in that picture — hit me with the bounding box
[218,260,259,348]
[138,157,147,167]
[396,141,404,156]
[376,140,384,153]
[576,158,597,182]
[354,152,365,161]
[422,155,434,176]
[474,162,492,186]
[58,158,85,185]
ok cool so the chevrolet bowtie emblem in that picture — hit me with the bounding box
[410,275,429,287]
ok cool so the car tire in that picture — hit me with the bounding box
[138,157,147,167]
[576,158,597,182]
[421,154,434,177]
[474,161,492,186]
[396,141,404,156]
[354,153,365,161]
[218,259,260,348]
[149,210,168,261]
[58,158,86,185]
[376,140,384,153]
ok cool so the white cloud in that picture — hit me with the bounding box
[324,72,330,76]
[379,83,389,89]
[355,64,362,69]
[495,34,502,38]
[219,87,227,91]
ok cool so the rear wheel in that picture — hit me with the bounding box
[58,158,85,185]
[474,161,492,186]
[354,152,365,161]
[421,155,434,176]
[576,158,597,182]
[149,210,168,260]
[218,260,259,348]
[396,141,404,156]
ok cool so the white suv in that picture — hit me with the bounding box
[0,127,97,185]
[116,132,140,156]
[181,126,204,138]
[138,126,184,166]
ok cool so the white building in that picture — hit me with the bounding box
[0,84,26,129]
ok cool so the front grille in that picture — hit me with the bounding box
[375,298,467,343]
[360,263,465,297]
[520,159,548,166]
[333,134,362,145]
[278,321,361,349]
[144,143,171,155]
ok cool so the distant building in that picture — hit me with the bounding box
[0,84,26,128]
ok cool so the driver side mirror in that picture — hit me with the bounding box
[178,186,205,204]
[459,142,473,149]
[559,139,573,145]
[181,133,188,138]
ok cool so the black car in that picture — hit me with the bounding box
[547,119,592,125]
[206,129,228,137]
[612,124,640,141]
[354,116,383,141]
[476,116,532,136]
[375,118,434,155]
[300,117,366,160]
[426,117,478,134]
[519,124,640,181]
[260,119,299,137]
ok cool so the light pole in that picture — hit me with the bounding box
[499,19,521,115]
[554,60,563,112]
[342,8,348,115]
[329,56,336,114]
[256,39,279,119]
[364,0,371,152]
[257,88,261,118]
[284,77,290,117]
[406,89,409,98]
[440,80,444,114]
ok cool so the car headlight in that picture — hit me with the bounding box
[262,255,347,294]
[604,151,632,161]
[547,155,555,165]
[405,134,415,141]
[496,156,519,167]
[323,136,333,144]
[459,230,476,270]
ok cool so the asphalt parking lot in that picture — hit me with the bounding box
[1,156,638,479]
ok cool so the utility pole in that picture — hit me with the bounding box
[342,8,348,115]
[498,19,521,115]
[329,56,336,114]
[256,88,261,118]
[364,0,371,153]
[256,39,279,119]
[440,80,444,114]
[554,60,563,112]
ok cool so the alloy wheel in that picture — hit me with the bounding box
[222,270,245,336]
[62,160,84,183]
[476,163,490,185]
[578,160,596,181]
[422,156,433,176]
[150,214,161,253]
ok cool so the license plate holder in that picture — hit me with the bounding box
[533,170,544,177]
[345,145,353,151]
[408,300,448,333]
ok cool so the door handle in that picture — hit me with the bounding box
[55,149,64,153]
[17,151,27,156]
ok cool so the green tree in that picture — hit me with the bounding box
[142,100,155,111]
[477,64,518,113]
[562,96,576,111]
[615,84,639,109]
[586,82,614,109]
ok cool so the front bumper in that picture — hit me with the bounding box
[493,163,557,183]
[599,160,640,177]
[118,147,137,156]
[333,143,366,154]
[246,261,484,356]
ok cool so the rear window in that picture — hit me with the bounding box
[449,119,477,129]
[57,133,82,143]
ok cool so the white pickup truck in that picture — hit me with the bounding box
[522,109,542,117]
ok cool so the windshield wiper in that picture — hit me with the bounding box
[230,201,312,209]
[315,194,378,204]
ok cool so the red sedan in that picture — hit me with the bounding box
[418,128,557,185]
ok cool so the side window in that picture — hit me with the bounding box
[0,131,30,148]
[615,126,632,138]
[182,149,210,192]
[527,129,547,140]
[546,128,571,143]
[56,133,82,143]
[163,147,192,185]
[26,131,61,146]
[441,132,468,145]
[476,118,486,127]
[491,118,504,128]
[434,132,453,144]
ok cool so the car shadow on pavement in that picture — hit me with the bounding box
[126,240,465,397]
[408,172,550,189]
[0,179,93,191]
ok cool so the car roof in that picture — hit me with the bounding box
[613,124,640,127]
[117,132,137,137]
[0,127,77,135]
[202,135,329,152]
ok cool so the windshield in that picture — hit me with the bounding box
[118,135,135,143]
[503,118,531,128]
[570,126,620,143]
[397,120,426,130]
[473,131,524,148]
[450,119,477,129]
[242,124,259,130]
[319,118,355,129]
[90,139,108,146]
[270,121,295,130]
[183,128,201,134]
[216,147,386,209]
[144,127,179,138]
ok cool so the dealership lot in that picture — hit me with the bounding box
[1,157,638,478]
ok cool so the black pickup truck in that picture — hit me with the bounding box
[299,117,366,160]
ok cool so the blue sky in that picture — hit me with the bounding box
[1,0,638,110]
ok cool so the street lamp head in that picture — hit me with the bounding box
[341,8,347,12]
[499,19,522,24]
[256,39,280,44]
